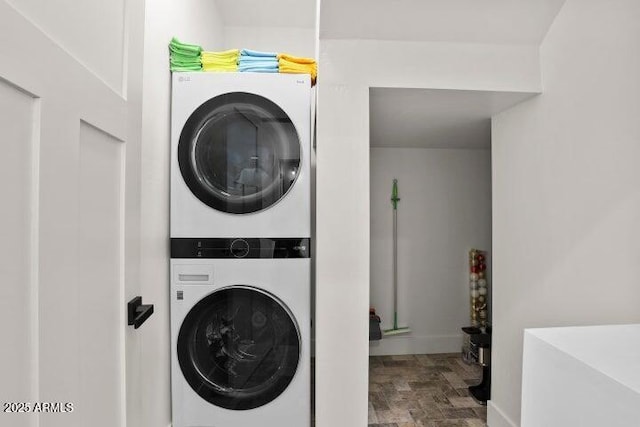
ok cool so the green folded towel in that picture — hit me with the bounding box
[170,56,200,64]
[169,37,202,55]
[168,37,203,72]
[170,59,201,67]
[170,58,201,69]
[169,37,202,72]
[170,47,200,60]
[170,64,202,72]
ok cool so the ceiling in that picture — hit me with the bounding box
[215,1,567,44]
[216,0,317,28]
[214,1,563,149]
[369,88,536,149]
[320,0,566,44]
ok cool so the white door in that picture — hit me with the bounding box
[0,1,146,427]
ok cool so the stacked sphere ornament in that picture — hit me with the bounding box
[469,249,489,328]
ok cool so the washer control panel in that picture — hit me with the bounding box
[171,238,311,259]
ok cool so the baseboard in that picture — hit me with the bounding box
[487,401,518,427]
[369,334,462,356]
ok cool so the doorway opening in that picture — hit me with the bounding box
[367,87,533,426]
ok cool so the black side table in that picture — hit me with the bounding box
[468,332,491,404]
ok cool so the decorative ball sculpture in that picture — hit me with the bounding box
[468,249,489,328]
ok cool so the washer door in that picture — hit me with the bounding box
[177,286,301,410]
[178,92,301,214]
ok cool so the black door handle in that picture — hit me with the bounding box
[127,296,154,329]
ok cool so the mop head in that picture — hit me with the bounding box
[382,326,411,336]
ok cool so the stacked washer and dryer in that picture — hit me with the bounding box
[170,73,312,427]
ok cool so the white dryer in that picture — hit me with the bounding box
[171,73,311,238]
[170,238,310,427]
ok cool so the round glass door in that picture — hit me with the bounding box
[177,286,301,410]
[178,92,301,214]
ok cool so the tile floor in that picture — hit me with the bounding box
[368,353,487,427]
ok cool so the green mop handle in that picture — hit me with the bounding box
[391,179,400,329]
[391,179,400,210]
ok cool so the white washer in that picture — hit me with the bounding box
[171,73,311,238]
[170,238,310,427]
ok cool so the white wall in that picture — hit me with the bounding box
[369,148,491,356]
[5,0,127,94]
[140,2,224,426]
[318,40,542,91]
[490,1,640,425]
[224,26,315,57]
[315,38,540,427]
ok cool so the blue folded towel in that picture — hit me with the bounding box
[238,60,278,69]
[238,56,278,63]
[238,64,279,73]
[240,48,277,58]
[238,63,278,70]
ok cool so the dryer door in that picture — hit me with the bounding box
[177,286,301,410]
[178,92,301,214]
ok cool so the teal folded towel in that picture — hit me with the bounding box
[238,60,277,69]
[238,64,279,73]
[238,56,278,63]
[240,48,277,58]
[239,62,278,70]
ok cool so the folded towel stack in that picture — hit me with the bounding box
[168,39,319,83]
[278,53,318,85]
[201,49,239,72]
[238,49,279,73]
[169,37,202,72]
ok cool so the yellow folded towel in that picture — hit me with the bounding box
[201,49,239,72]
[277,53,317,84]
[279,58,317,84]
[202,49,239,61]
[201,57,237,64]
[202,63,238,72]
[277,53,316,64]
